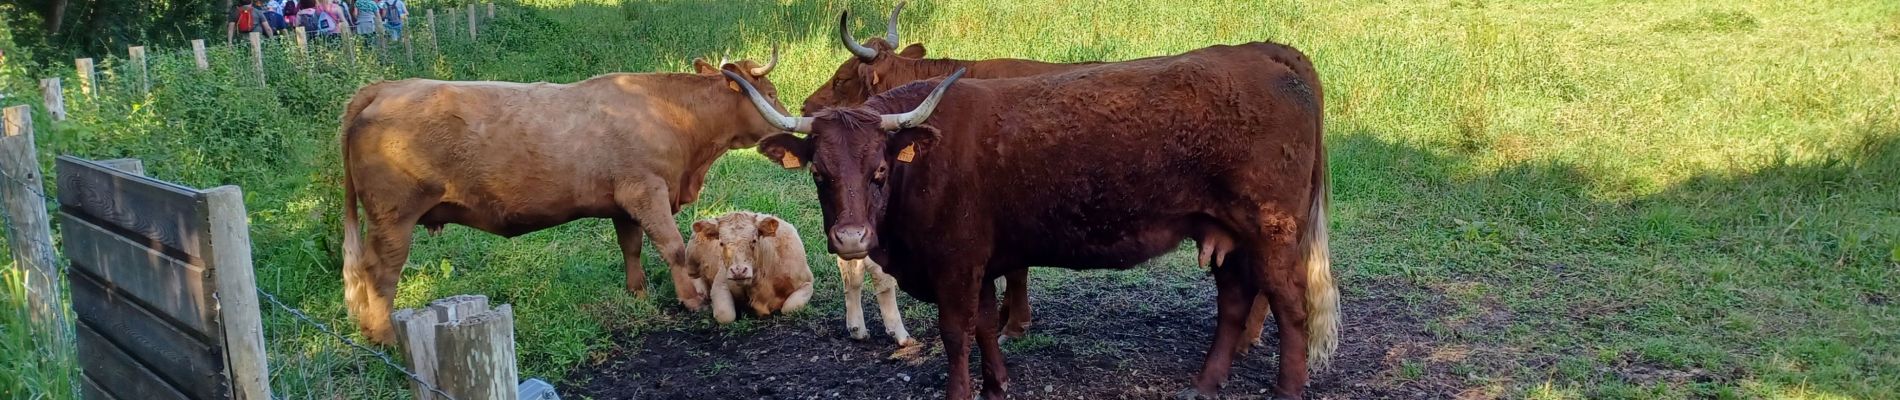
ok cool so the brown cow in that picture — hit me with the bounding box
[339,52,793,344]
[729,41,1338,399]
[809,5,1285,351]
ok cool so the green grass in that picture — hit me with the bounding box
[3,0,1898,398]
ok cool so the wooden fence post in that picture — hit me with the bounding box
[397,295,520,400]
[202,187,272,400]
[249,32,267,86]
[129,46,149,95]
[192,39,210,70]
[427,9,439,55]
[487,3,495,19]
[468,4,478,40]
[0,106,68,341]
[39,78,65,121]
[294,27,308,54]
[75,58,96,97]
[341,14,358,64]
[374,11,388,56]
[438,303,516,400]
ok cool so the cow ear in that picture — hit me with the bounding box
[755,217,780,237]
[758,133,814,169]
[898,43,927,58]
[888,125,941,164]
[692,220,719,238]
[692,58,720,75]
[719,63,751,92]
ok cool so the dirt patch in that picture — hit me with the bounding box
[567,273,1469,399]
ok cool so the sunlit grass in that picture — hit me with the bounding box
[1,0,1894,398]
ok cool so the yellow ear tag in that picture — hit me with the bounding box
[780,152,802,169]
[727,81,743,93]
[896,144,917,163]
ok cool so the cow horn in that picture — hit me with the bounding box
[722,70,814,133]
[750,44,779,76]
[884,1,905,46]
[840,12,878,61]
[880,68,966,130]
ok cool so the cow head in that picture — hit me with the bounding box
[724,68,965,260]
[692,46,791,140]
[689,213,785,283]
[801,4,934,115]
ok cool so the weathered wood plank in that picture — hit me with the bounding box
[95,158,145,176]
[54,156,210,260]
[59,212,216,336]
[394,307,443,400]
[78,372,118,400]
[203,187,272,400]
[76,322,191,400]
[69,268,228,399]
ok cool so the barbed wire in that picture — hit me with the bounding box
[0,155,456,400]
[255,287,459,400]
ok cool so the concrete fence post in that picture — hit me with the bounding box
[192,39,210,70]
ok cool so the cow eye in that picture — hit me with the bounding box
[872,164,888,184]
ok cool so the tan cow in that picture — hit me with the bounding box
[339,52,793,344]
[686,211,815,324]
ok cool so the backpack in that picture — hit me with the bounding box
[237,5,258,32]
[380,2,403,25]
[300,9,336,34]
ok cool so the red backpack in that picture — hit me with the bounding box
[237,5,258,32]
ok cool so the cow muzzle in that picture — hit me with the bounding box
[728,265,755,282]
[830,224,872,260]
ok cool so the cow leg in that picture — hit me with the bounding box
[1260,237,1312,399]
[938,273,981,399]
[351,214,424,345]
[998,268,1032,338]
[839,257,869,340]
[710,280,737,324]
[976,276,1010,398]
[615,218,666,301]
[1236,293,1272,357]
[780,280,814,315]
[1188,251,1258,397]
[615,182,693,306]
[869,259,915,346]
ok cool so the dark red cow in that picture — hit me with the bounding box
[729,41,1338,399]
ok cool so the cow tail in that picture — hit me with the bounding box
[339,85,379,281]
[1302,128,1340,371]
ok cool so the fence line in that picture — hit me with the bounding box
[1,4,512,398]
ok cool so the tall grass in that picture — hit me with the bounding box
[2,0,1895,398]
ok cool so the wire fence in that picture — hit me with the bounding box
[0,4,511,398]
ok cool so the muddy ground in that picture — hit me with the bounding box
[566,273,1474,399]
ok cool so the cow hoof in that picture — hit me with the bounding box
[849,327,869,340]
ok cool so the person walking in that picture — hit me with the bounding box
[379,0,408,42]
[227,0,278,44]
[352,0,382,35]
[295,0,340,39]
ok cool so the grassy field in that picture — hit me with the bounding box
[4,0,1897,398]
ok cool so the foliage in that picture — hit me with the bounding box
[1,0,1896,398]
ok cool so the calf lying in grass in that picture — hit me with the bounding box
[687,211,815,324]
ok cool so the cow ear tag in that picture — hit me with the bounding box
[728,80,743,93]
[780,152,803,169]
[895,144,918,163]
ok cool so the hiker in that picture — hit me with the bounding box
[352,0,381,35]
[228,0,279,43]
[296,0,341,39]
[265,0,290,32]
[380,0,409,42]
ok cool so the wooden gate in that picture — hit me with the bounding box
[57,156,271,400]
